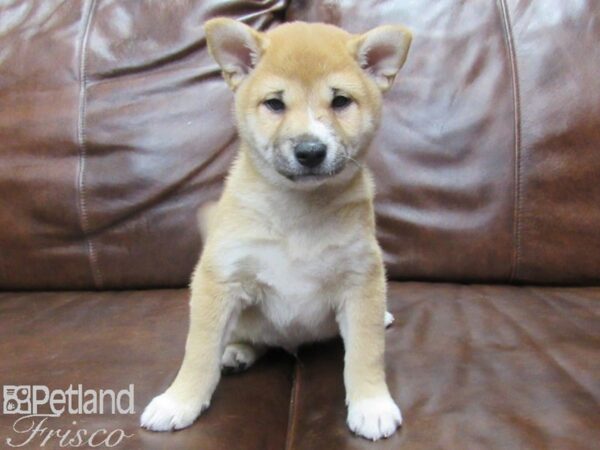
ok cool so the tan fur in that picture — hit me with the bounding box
[141,19,411,441]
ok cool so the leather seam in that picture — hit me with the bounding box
[76,0,103,288]
[497,0,523,282]
[284,359,301,450]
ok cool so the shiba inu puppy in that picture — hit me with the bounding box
[141,19,411,441]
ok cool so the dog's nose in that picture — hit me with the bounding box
[294,139,327,168]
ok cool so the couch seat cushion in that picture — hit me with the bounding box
[287,282,600,450]
[0,289,294,450]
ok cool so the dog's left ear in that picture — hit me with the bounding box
[350,25,412,92]
[204,18,265,90]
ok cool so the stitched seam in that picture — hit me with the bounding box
[284,360,301,450]
[77,0,102,288]
[497,0,523,282]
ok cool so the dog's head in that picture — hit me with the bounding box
[205,20,411,188]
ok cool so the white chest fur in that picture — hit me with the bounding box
[215,215,372,348]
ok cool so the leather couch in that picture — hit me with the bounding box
[1,1,599,449]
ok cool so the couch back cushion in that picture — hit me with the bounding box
[0,0,599,289]
[305,0,600,285]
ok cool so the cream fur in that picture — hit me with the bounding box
[141,19,411,441]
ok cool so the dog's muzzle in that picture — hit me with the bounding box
[272,134,347,183]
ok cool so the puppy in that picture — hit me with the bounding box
[141,19,411,441]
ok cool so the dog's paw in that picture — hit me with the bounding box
[347,395,402,441]
[140,392,208,431]
[384,311,395,328]
[221,343,258,374]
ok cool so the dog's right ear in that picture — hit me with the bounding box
[204,18,265,90]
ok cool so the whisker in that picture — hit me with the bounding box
[344,153,364,169]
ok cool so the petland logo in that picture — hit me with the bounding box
[2,385,135,448]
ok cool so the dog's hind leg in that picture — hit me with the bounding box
[221,306,268,373]
[221,342,267,373]
[384,311,395,328]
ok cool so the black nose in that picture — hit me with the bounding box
[294,139,327,168]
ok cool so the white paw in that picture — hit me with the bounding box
[384,311,395,328]
[140,392,208,431]
[221,343,257,373]
[347,395,402,441]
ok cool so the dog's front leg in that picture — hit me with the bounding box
[141,265,239,431]
[337,265,402,441]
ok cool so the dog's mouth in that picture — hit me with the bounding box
[273,151,348,184]
[284,164,346,182]
[279,162,347,183]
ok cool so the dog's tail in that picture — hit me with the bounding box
[197,201,218,243]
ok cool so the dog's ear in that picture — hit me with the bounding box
[350,25,412,92]
[204,18,265,90]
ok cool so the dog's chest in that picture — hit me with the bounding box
[219,227,369,329]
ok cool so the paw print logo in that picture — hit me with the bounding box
[3,386,31,414]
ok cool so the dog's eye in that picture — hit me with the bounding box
[264,98,285,112]
[331,95,352,109]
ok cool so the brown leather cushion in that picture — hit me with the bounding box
[287,282,600,449]
[1,283,598,448]
[1,1,599,289]
[0,0,286,290]
[289,0,600,285]
[0,289,294,450]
